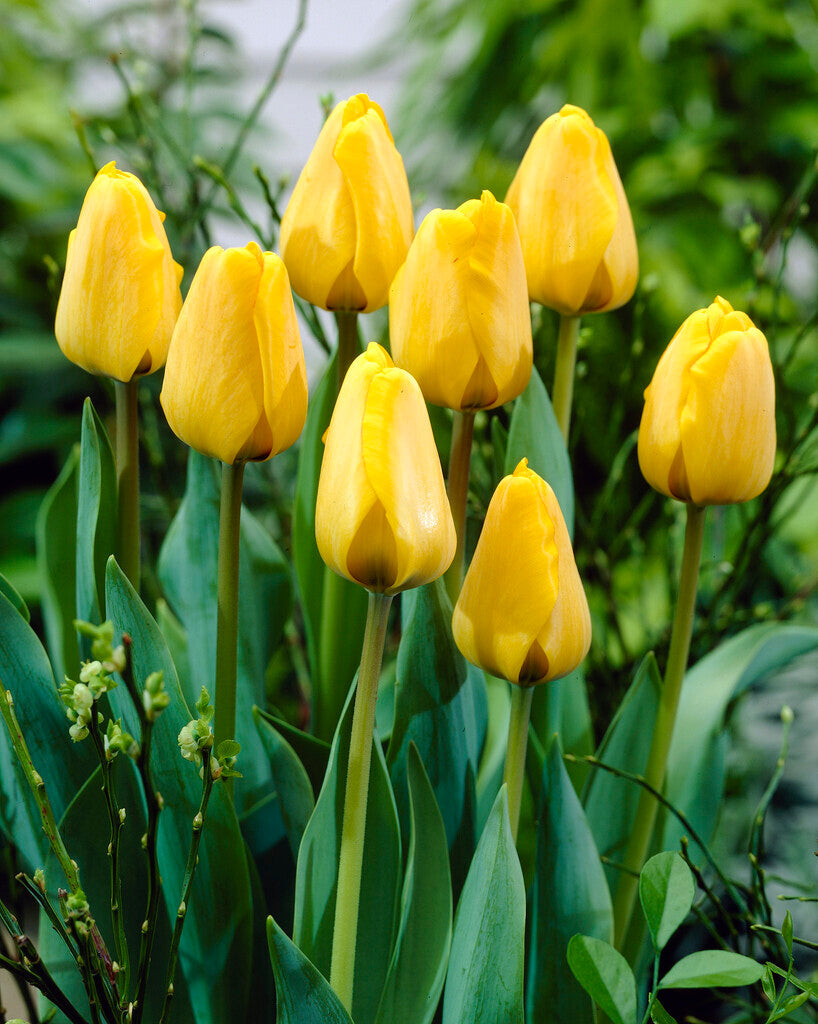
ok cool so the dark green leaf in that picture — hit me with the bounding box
[769,990,810,1021]
[254,707,330,798]
[475,674,511,829]
[105,558,253,1024]
[556,665,594,791]
[566,935,637,1024]
[253,706,315,858]
[639,852,695,951]
[650,997,678,1024]
[658,950,765,989]
[375,744,452,1024]
[0,573,28,622]
[267,916,353,1024]
[782,910,793,958]
[528,738,613,1024]
[293,686,401,1024]
[442,786,525,1024]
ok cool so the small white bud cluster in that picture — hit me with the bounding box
[178,687,215,770]
[142,671,170,721]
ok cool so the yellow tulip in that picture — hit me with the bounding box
[389,190,533,410]
[55,161,183,381]
[453,458,591,685]
[638,296,776,505]
[279,93,414,314]
[505,104,638,315]
[160,242,308,465]
[316,343,455,593]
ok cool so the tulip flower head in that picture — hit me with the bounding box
[505,104,638,316]
[279,93,414,314]
[55,161,183,381]
[161,242,308,465]
[453,459,591,685]
[316,343,456,594]
[390,190,533,410]
[638,296,776,506]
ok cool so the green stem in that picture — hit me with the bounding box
[613,502,706,948]
[552,314,580,443]
[444,410,475,607]
[115,379,141,591]
[329,592,393,1013]
[213,462,245,756]
[335,311,359,391]
[158,751,215,1024]
[503,684,534,842]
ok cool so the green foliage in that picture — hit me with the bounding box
[638,852,695,951]
[267,916,353,1024]
[566,934,637,1024]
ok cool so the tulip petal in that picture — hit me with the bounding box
[593,138,639,313]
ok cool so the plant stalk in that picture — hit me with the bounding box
[213,461,245,762]
[612,502,707,947]
[335,310,359,391]
[552,314,580,442]
[503,684,535,842]
[329,591,393,1013]
[115,379,141,591]
[444,410,476,606]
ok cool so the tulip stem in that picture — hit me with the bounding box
[503,683,534,843]
[335,311,359,391]
[613,502,706,948]
[115,379,141,590]
[213,461,245,780]
[330,590,393,1013]
[552,314,580,442]
[444,410,475,606]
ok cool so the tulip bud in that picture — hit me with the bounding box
[316,343,456,594]
[453,459,591,685]
[638,296,776,505]
[505,104,638,315]
[279,93,414,314]
[389,190,533,411]
[55,161,183,381]
[160,242,308,465]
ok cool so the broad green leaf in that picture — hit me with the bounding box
[0,573,28,621]
[246,847,276,1024]
[650,998,678,1023]
[665,624,818,849]
[639,852,695,951]
[584,653,662,888]
[157,451,292,814]
[388,580,486,892]
[267,917,353,1024]
[566,935,637,1024]
[504,366,574,537]
[291,349,368,737]
[376,744,452,1024]
[75,398,116,634]
[105,558,253,1024]
[254,707,331,798]
[253,706,315,857]
[36,444,80,682]
[658,950,765,989]
[39,762,192,1024]
[155,598,193,701]
[769,990,810,1021]
[293,686,401,1024]
[475,674,510,830]
[0,591,97,870]
[442,786,525,1024]
[528,738,613,1024]
[557,665,594,791]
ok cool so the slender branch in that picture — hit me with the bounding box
[552,314,580,441]
[12,934,89,1024]
[503,684,534,842]
[115,379,141,591]
[15,874,79,966]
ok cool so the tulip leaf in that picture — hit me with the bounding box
[254,706,331,797]
[664,623,818,850]
[658,950,765,989]
[475,674,511,831]
[267,916,353,1024]
[293,685,401,1024]
[504,365,574,537]
[0,589,97,871]
[291,348,368,738]
[566,935,637,1024]
[157,451,292,817]
[253,705,315,858]
[105,557,254,1024]
[0,573,28,621]
[441,785,525,1024]
[527,736,614,1024]
[555,664,594,791]
[639,852,696,952]
[375,743,452,1024]
[388,579,487,893]
[583,653,662,887]
[75,397,116,636]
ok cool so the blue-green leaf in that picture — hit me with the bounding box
[442,786,525,1024]
[658,950,764,989]
[293,687,401,1024]
[528,738,613,1024]
[253,706,314,858]
[566,935,637,1024]
[0,573,28,622]
[640,852,695,952]
[105,557,253,1024]
[267,916,353,1024]
[375,744,452,1024]
[76,398,116,633]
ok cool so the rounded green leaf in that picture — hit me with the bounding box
[566,935,636,1024]
[639,852,695,951]
[658,950,765,989]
